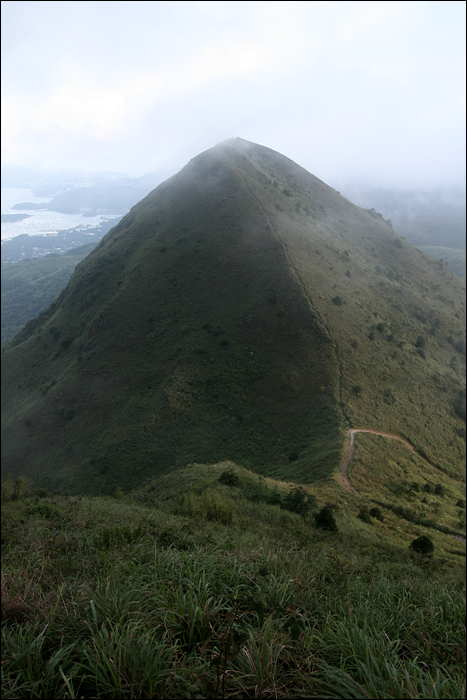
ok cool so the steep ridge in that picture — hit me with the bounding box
[2,139,465,494]
[231,163,345,406]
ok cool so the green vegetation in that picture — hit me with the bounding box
[1,138,465,499]
[358,505,373,523]
[347,432,466,536]
[369,506,384,522]
[409,535,435,556]
[314,504,338,531]
[2,465,465,699]
[1,245,96,347]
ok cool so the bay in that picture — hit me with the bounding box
[1,188,118,242]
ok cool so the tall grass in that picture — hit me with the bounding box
[1,488,465,699]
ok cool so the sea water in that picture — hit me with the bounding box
[1,188,118,242]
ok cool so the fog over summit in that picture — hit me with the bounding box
[2,138,465,493]
[1,2,465,189]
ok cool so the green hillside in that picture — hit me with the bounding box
[1,463,465,699]
[1,139,465,494]
[1,244,97,347]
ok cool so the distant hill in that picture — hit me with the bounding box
[392,215,466,251]
[1,244,97,347]
[338,185,466,221]
[414,246,466,281]
[2,139,465,494]
[9,171,168,215]
[338,185,466,277]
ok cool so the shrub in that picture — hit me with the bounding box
[219,469,240,486]
[409,536,434,556]
[423,483,434,494]
[282,487,317,518]
[434,484,445,497]
[415,336,426,348]
[369,507,384,522]
[314,505,338,532]
[264,489,283,506]
[358,506,372,524]
[456,499,465,509]
[332,296,343,306]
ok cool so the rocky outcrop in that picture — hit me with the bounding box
[366,208,393,229]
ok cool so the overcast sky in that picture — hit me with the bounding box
[1,0,465,189]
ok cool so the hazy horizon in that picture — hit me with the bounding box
[2,1,466,190]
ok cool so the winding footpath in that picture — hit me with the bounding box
[339,428,466,543]
[231,163,465,544]
[339,428,431,497]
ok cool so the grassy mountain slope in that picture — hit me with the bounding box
[2,465,465,699]
[1,139,465,494]
[1,244,97,346]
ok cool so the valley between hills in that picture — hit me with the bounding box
[1,138,465,699]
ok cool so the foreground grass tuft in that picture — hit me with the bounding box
[1,480,465,699]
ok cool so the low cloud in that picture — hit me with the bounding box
[1,1,465,188]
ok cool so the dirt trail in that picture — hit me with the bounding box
[339,428,424,497]
[339,428,466,543]
[339,428,464,495]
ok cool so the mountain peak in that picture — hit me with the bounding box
[2,141,465,493]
